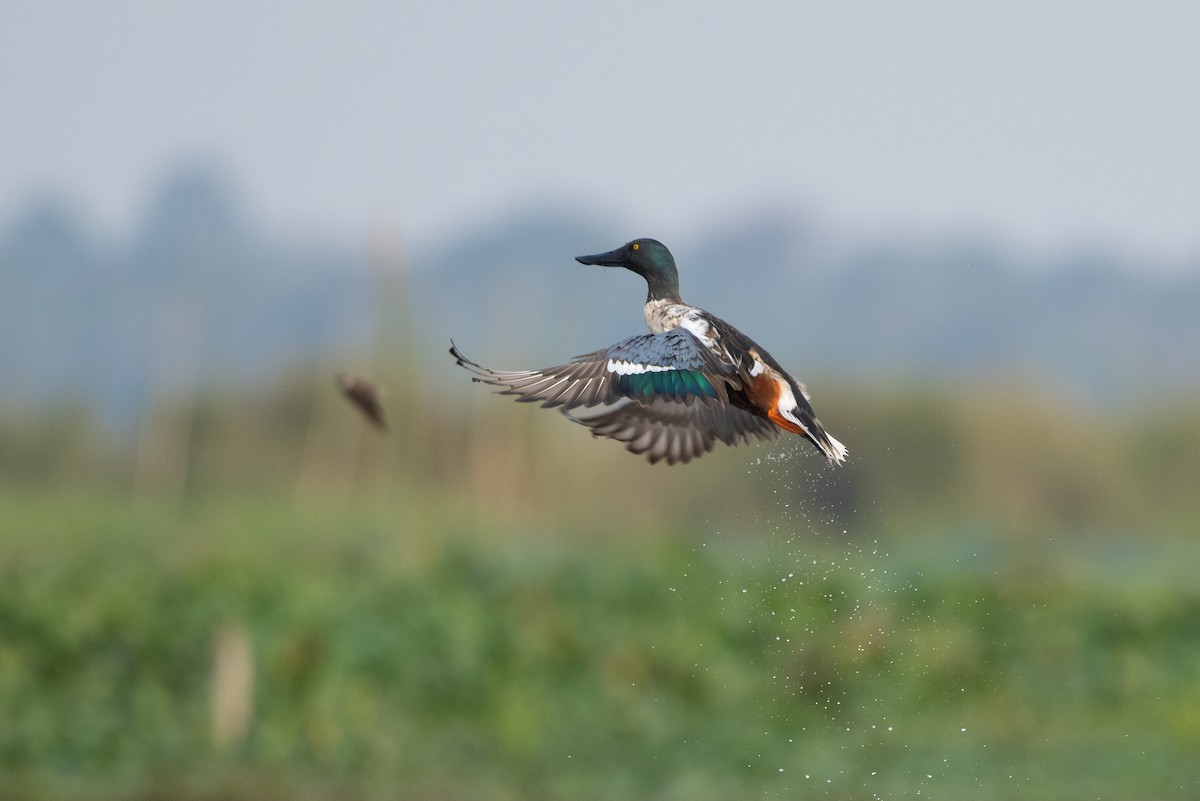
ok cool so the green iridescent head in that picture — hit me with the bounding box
[576,238,681,302]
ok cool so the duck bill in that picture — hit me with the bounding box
[575,246,626,267]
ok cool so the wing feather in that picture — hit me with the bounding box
[452,335,782,464]
[450,331,735,410]
[567,397,780,465]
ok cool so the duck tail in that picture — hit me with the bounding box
[769,404,848,465]
[817,427,848,465]
[798,409,847,465]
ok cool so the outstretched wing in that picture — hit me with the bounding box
[449,330,737,410]
[567,397,780,465]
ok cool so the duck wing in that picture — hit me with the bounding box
[566,397,780,465]
[450,329,738,410]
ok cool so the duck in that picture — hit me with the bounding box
[450,238,847,466]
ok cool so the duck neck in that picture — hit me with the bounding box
[644,274,682,304]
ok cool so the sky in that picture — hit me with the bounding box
[3,0,1199,265]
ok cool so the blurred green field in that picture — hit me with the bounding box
[2,375,1200,800]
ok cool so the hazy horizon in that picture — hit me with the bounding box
[4,1,1200,266]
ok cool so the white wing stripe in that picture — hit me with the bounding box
[606,358,678,376]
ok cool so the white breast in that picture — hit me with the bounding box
[644,301,715,346]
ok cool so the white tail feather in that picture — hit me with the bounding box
[823,432,848,465]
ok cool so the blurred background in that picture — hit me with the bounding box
[3,2,1199,799]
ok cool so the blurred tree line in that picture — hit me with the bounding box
[3,360,1196,546]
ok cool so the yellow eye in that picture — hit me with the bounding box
[632,242,640,251]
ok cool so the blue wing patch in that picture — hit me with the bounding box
[602,330,723,402]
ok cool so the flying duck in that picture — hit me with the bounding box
[450,238,846,466]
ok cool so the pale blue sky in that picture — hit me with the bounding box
[3,1,1199,263]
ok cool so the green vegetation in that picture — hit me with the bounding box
[2,374,1199,799]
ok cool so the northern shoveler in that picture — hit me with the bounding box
[450,238,847,466]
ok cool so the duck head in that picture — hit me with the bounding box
[576,238,681,302]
